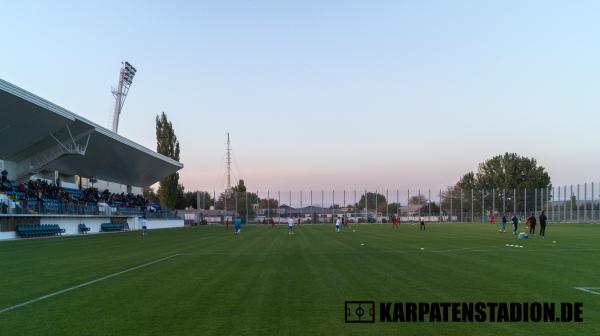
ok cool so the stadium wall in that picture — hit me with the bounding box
[0,231,16,240]
[40,217,112,235]
[0,216,184,240]
[127,217,185,230]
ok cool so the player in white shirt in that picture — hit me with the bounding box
[287,217,294,235]
[141,218,148,236]
[335,216,341,232]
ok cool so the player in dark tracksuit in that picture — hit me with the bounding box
[539,211,547,238]
[511,214,519,234]
[500,215,508,232]
[528,212,537,235]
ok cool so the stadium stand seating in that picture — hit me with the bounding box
[0,172,159,217]
[16,224,65,238]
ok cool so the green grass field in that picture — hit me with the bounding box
[1,223,599,335]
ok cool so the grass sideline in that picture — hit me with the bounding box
[0,223,599,335]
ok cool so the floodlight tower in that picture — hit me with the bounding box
[111,61,137,133]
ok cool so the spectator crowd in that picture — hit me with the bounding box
[1,169,150,208]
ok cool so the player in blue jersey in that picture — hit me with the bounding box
[234,217,242,234]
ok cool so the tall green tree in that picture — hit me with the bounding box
[258,198,279,210]
[174,184,186,209]
[443,153,552,216]
[180,191,198,209]
[180,191,216,210]
[156,112,183,209]
[232,179,247,193]
[215,180,258,223]
[473,153,551,191]
[195,191,215,210]
[143,187,159,203]
[387,203,402,215]
[408,194,439,215]
[356,192,387,213]
[258,198,279,217]
[419,202,440,215]
[232,180,258,223]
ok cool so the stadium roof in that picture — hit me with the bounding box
[0,78,183,186]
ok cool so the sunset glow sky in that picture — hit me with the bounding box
[2,1,600,192]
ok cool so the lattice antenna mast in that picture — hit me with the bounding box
[226,132,232,192]
[111,61,137,133]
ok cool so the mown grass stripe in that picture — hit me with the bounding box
[0,253,181,314]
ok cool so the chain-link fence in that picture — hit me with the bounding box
[192,183,600,224]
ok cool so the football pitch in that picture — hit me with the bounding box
[1,223,599,335]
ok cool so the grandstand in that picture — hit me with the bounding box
[0,78,184,239]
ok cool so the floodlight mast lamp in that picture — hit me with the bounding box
[111,61,137,133]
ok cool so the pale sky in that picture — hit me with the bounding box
[1,1,599,192]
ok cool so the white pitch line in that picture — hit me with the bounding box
[574,287,600,296]
[429,245,501,253]
[0,253,181,315]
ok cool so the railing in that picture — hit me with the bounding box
[146,209,178,219]
[0,199,99,216]
[0,198,175,219]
